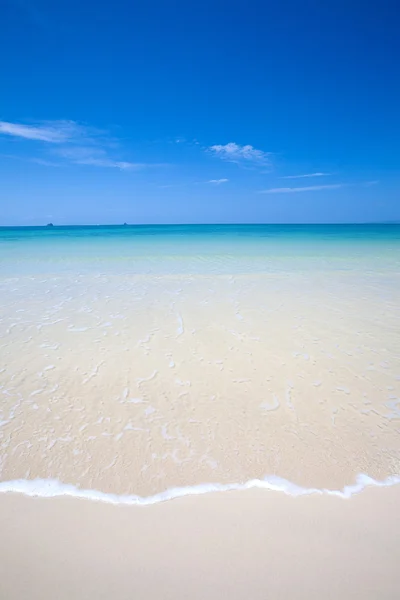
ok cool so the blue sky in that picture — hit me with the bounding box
[1,0,399,224]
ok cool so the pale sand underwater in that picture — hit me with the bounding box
[1,225,400,496]
[1,487,399,600]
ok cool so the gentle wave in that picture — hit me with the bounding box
[1,474,399,505]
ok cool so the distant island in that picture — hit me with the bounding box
[46,223,54,227]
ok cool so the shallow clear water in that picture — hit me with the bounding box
[1,225,400,501]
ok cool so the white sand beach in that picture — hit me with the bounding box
[1,486,399,600]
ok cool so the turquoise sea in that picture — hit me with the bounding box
[2,224,400,275]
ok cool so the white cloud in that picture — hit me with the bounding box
[364,180,379,187]
[160,178,229,188]
[0,119,161,171]
[207,178,229,184]
[71,156,145,170]
[55,147,148,170]
[0,120,86,143]
[209,142,271,166]
[282,172,331,179]
[259,184,345,194]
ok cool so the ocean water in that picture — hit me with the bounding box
[1,224,400,502]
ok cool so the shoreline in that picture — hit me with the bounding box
[0,472,400,505]
[1,485,399,599]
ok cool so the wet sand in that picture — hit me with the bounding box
[1,487,399,600]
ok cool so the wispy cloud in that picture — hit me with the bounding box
[364,180,379,187]
[159,177,229,189]
[78,157,145,170]
[207,178,229,185]
[208,142,271,167]
[54,146,149,170]
[281,172,331,179]
[0,119,162,171]
[259,184,345,194]
[0,120,89,143]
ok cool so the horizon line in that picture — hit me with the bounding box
[1,222,400,228]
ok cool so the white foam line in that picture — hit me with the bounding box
[0,474,399,505]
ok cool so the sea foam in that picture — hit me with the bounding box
[0,474,399,505]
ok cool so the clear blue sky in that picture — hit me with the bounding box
[1,0,399,224]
